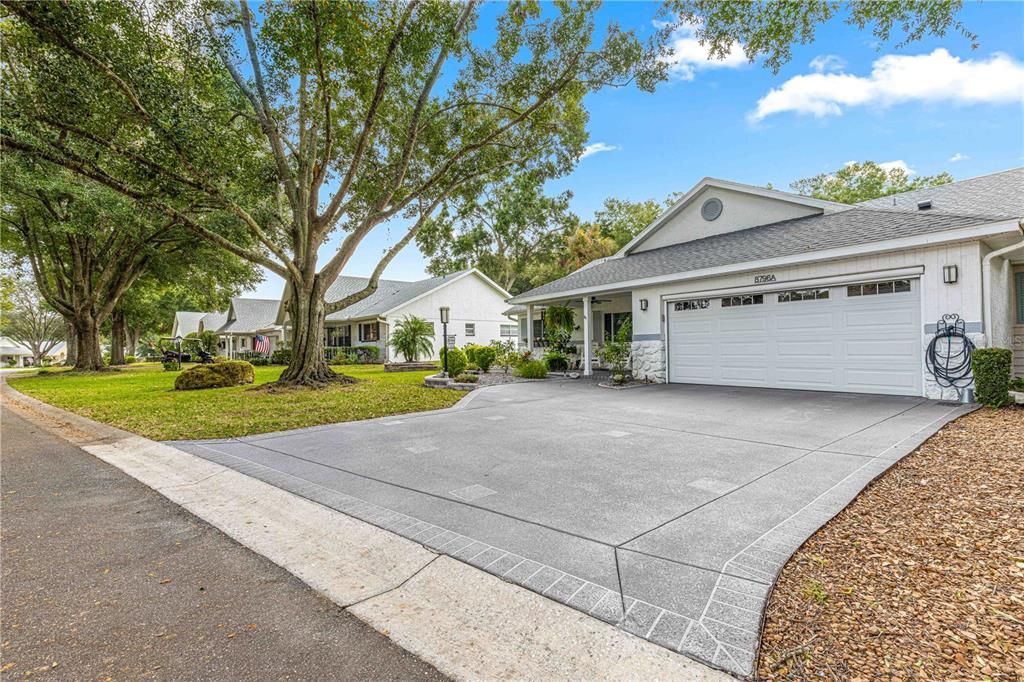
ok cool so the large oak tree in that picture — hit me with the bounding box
[1,0,971,385]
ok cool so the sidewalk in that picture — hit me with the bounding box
[0,406,445,681]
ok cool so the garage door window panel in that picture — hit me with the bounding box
[778,289,829,303]
[847,279,912,297]
[721,294,764,307]
[674,299,710,311]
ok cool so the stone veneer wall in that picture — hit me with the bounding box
[631,339,666,383]
[923,332,986,401]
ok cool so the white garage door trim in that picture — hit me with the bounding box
[665,278,922,396]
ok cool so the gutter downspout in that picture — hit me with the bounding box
[982,219,1024,347]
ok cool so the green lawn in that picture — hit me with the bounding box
[9,363,461,441]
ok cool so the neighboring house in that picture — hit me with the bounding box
[170,311,206,339]
[277,268,514,362]
[0,337,34,367]
[508,168,1024,399]
[213,298,285,357]
[171,300,284,357]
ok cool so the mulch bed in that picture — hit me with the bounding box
[757,406,1024,681]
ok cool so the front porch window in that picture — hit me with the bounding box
[326,324,351,347]
[359,322,380,342]
[603,312,632,341]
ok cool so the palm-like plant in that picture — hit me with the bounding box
[390,315,435,362]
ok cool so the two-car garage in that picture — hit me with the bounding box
[666,278,923,396]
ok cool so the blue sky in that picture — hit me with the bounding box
[248,1,1024,299]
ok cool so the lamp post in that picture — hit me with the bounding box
[173,335,183,371]
[440,306,450,376]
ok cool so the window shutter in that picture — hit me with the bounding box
[1016,272,1024,324]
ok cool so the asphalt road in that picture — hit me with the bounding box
[0,407,446,681]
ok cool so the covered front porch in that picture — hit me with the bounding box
[506,291,634,377]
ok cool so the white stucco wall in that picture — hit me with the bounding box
[386,272,513,361]
[631,187,824,253]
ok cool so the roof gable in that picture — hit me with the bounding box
[622,178,850,255]
[324,268,509,321]
[220,298,281,333]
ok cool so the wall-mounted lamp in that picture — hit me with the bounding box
[942,265,958,284]
[639,298,649,311]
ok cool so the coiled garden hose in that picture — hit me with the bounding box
[924,314,975,393]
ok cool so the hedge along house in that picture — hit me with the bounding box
[275,268,514,363]
[508,169,1024,399]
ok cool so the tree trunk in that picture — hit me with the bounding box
[127,326,142,358]
[72,310,104,371]
[276,283,351,386]
[109,308,126,365]
[63,319,77,366]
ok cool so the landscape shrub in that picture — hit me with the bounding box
[353,345,380,363]
[271,348,292,365]
[213,355,229,363]
[544,350,569,372]
[463,344,484,365]
[124,355,137,364]
[971,348,1013,407]
[454,373,478,383]
[441,346,467,376]
[490,339,518,374]
[515,359,548,379]
[1010,376,1024,392]
[465,362,479,371]
[474,346,497,373]
[249,356,271,366]
[162,360,178,372]
[174,360,254,391]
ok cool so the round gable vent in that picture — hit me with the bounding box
[701,197,723,221]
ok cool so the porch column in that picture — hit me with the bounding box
[526,304,534,352]
[582,296,593,376]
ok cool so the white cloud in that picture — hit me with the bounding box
[877,160,915,175]
[948,152,969,162]
[580,142,619,159]
[809,54,846,73]
[664,21,747,81]
[750,48,1024,121]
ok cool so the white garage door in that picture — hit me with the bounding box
[667,278,922,396]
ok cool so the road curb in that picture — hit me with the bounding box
[2,380,729,681]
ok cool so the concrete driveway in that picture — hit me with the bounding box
[171,380,971,677]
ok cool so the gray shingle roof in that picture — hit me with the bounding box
[325,270,473,321]
[199,311,227,333]
[219,298,281,333]
[172,311,207,337]
[510,169,1023,303]
[857,167,1024,217]
[511,208,1006,302]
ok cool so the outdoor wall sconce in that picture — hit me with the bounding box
[943,265,958,284]
[639,298,649,311]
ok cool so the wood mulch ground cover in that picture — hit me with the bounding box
[757,406,1024,681]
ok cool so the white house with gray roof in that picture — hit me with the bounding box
[302,268,514,362]
[508,168,1024,399]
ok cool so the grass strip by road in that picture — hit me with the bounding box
[8,363,462,441]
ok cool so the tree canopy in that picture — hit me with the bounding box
[1,0,972,382]
[791,161,954,204]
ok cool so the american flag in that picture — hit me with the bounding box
[253,335,270,354]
